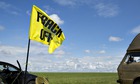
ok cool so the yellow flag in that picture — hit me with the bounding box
[29,5,65,53]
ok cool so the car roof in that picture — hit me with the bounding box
[127,33,140,53]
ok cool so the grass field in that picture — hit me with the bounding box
[31,72,118,84]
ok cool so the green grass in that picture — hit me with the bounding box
[31,72,118,84]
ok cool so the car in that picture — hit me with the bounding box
[117,33,140,84]
[0,60,36,84]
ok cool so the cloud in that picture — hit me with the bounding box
[53,0,77,6]
[43,6,56,14]
[0,1,20,15]
[50,14,64,25]
[53,0,96,7]
[85,49,91,53]
[0,43,122,72]
[0,41,66,70]
[0,25,5,31]
[29,41,66,57]
[98,50,106,54]
[85,49,106,54]
[109,36,122,42]
[131,25,140,34]
[0,1,10,9]
[0,45,26,56]
[26,10,30,16]
[37,56,122,72]
[53,0,119,18]
[94,3,119,17]
[55,50,65,55]
[52,49,66,58]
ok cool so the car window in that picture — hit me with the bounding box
[8,65,18,71]
[133,57,140,62]
[0,64,18,72]
[125,54,140,63]
[0,65,4,72]
[125,55,130,63]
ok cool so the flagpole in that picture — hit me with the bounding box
[24,39,31,84]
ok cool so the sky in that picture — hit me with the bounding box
[0,0,140,72]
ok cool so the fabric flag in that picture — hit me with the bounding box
[29,5,65,53]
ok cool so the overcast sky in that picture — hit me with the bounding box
[0,0,140,72]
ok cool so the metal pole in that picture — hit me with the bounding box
[24,39,31,84]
